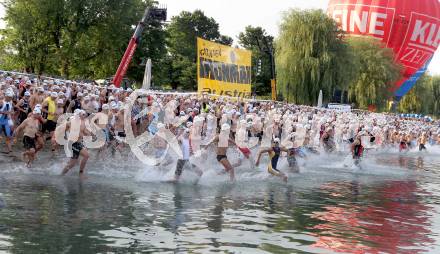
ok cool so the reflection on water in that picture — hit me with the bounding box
[310,180,435,253]
[0,154,440,253]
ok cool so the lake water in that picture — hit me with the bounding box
[0,149,440,253]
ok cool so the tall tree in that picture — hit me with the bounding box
[275,9,350,105]
[0,0,167,81]
[432,75,440,116]
[0,0,56,74]
[346,37,401,110]
[167,10,232,90]
[398,74,440,116]
[0,25,23,71]
[238,26,274,96]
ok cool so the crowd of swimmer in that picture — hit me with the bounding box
[0,72,439,182]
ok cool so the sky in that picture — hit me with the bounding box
[0,0,439,74]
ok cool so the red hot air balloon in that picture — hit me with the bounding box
[327,0,440,100]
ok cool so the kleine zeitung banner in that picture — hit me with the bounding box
[327,0,440,98]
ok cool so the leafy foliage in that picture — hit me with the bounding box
[275,9,350,105]
[0,0,165,81]
[238,26,274,96]
[166,10,232,90]
[276,9,402,109]
[398,74,440,116]
[346,37,401,110]
[0,3,429,115]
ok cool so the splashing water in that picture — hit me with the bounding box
[1,147,440,253]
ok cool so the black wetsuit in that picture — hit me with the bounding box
[18,99,30,124]
[287,148,300,172]
[323,134,335,152]
[353,144,364,166]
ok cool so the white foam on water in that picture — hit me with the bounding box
[2,143,437,185]
[135,165,171,182]
[294,150,414,179]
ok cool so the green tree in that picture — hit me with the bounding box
[238,26,274,96]
[346,37,401,110]
[398,81,426,114]
[0,0,56,74]
[0,29,23,70]
[167,10,232,90]
[1,0,167,82]
[398,74,440,116]
[432,75,440,116]
[275,9,351,105]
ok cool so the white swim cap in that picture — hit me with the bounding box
[33,108,41,114]
[221,123,230,130]
[110,102,118,110]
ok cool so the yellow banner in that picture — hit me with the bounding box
[197,37,252,98]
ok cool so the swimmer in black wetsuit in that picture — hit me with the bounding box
[16,91,31,124]
[172,128,203,183]
[418,133,427,152]
[209,123,238,182]
[61,110,91,180]
[287,148,300,173]
[399,134,408,152]
[321,128,336,153]
[256,138,288,182]
[351,135,364,167]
